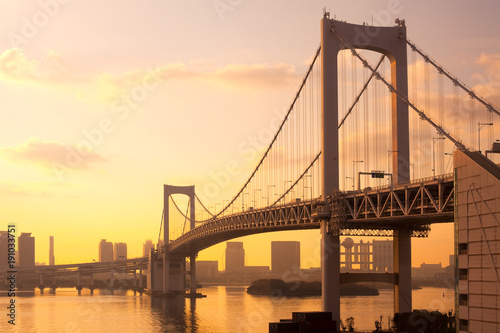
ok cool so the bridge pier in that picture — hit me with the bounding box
[189,254,197,295]
[50,276,57,294]
[110,267,115,294]
[321,221,341,329]
[89,273,94,295]
[76,268,83,295]
[138,260,144,295]
[39,274,45,294]
[394,229,412,314]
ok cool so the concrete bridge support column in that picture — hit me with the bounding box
[138,260,144,295]
[321,221,340,329]
[89,274,94,295]
[110,267,115,295]
[394,229,412,314]
[162,254,170,294]
[190,254,197,295]
[50,276,57,294]
[39,274,45,294]
[76,269,83,295]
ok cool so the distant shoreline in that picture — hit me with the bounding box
[246,279,379,297]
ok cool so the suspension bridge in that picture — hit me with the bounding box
[7,15,498,332]
[151,14,500,330]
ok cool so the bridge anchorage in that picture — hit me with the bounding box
[144,13,500,332]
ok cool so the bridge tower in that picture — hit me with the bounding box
[320,16,411,324]
[162,185,196,295]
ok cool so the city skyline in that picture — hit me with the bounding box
[1,1,499,267]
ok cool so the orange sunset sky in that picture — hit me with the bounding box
[1,1,499,269]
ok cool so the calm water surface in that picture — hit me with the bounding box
[1,286,455,332]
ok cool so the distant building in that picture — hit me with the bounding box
[196,260,219,281]
[0,231,8,268]
[99,239,113,262]
[413,262,444,278]
[271,241,300,274]
[49,236,55,266]
[143,239,154,257]
[114,242,127,261]
[372,239,393,272]
[18,233,35,267]
[225,242,244,271]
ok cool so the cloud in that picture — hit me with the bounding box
[86,62,299,103]
[0,48,37,80]
[0,48,300,104]
[472,53,500,106]
[0,180,74,197]
[0,138,107,171]
[210,63,298,89]
[0,48,81,84]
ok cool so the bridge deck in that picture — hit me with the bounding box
[169,174,455,254]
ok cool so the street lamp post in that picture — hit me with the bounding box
[242,192,248,211]
[267,185,275,206]
[222,200,228,216]
[352,160,363,191]
[253,189,261,208]
[432,136,446,178]
[345,176,353,191]
[478,122,493,154]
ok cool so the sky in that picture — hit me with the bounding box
[1,1,499,269]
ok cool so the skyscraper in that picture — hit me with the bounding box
[225,242,244,271]
[99,239,113,262]
[18,233,35,267]
[49,236,55,266]
[0,231,8,268]
[114,242,127,261]
[143,239,154,257]
[271,241,300,273]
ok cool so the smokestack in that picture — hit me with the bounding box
[49,236,55,266]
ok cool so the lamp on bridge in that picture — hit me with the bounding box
[266,185,275,206]
[478,122,493,154]
[345,177,353,191]
[352,160,363,191]
[432,136,445,178]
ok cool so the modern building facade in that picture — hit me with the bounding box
[196,260,219,281]
[454,151,500,332]
[0,231,8,268]
[271,241,300,273]
[114,242,127,261]
[18,233,35,267]
[372,239,393,272]
[99,239,113,262]
[225,242,245,271]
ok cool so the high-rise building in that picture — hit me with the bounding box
[225,242,244,271]
[99,239,113,262]
[143,239,154,257]
[196,260,219,281]
[49,236,55,266]
[0,231,8,268]
[372,239,393,272]
[114,242,127,261]
[18,233,35,267]
[271,241,300,273]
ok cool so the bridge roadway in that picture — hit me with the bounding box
[1,257,148,280]
[169,173,454,255]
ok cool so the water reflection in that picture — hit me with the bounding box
[150,295,199,332]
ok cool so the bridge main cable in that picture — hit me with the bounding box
[209,45,322,220]
[406,38,500,117]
